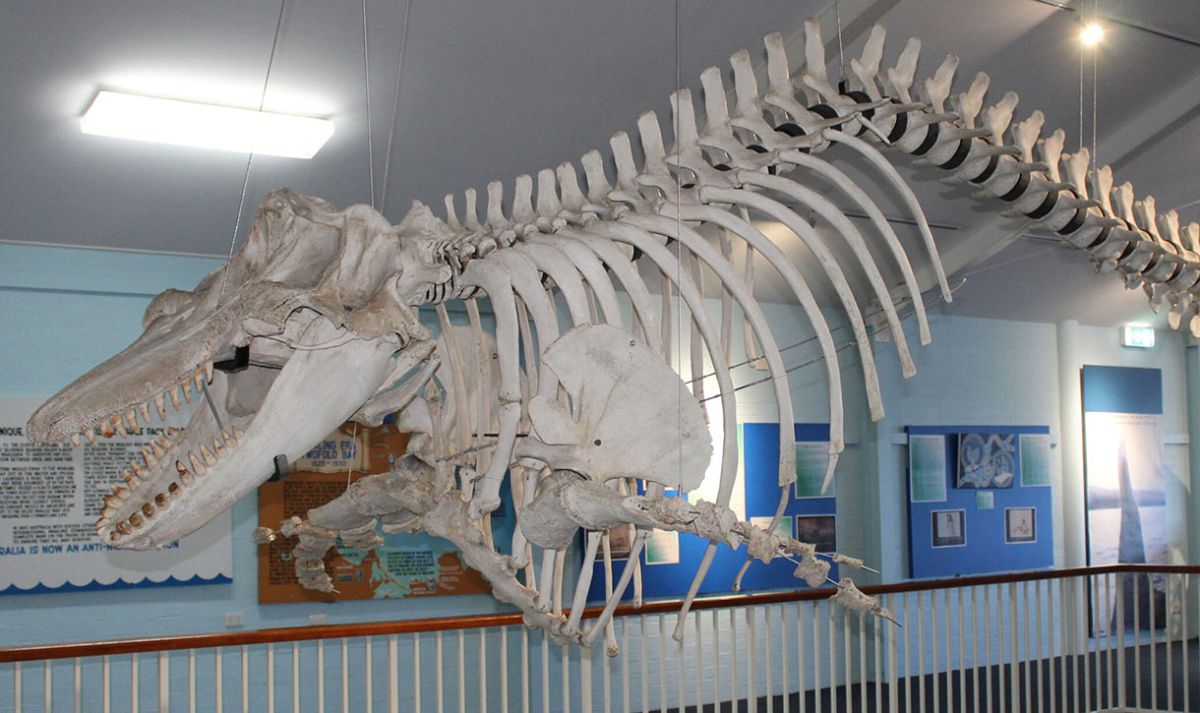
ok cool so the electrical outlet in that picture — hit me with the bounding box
[308,613,327,626]
[224,612,244,628]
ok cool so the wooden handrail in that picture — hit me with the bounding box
[2,563,1196,663]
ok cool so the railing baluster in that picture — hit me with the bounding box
[1134,571,1141,709]
[797,601,807,713]
[1022,580,1031,713]
[13,661,20,713]
[621,619,630,713]
[436,631,445,713]
[713,608,721,711]
[944,587,953,712]
[1183,573,1190,713]
[292,642,299,713]
[103,655,110,713]
[827,600,836,713]
[887,595,896,713]
[581,641,592,713]
[639,615,647,713]
[240,645,248,713]
[503,627,512,713]
[341,638,349,713]
[480,628,488,713]
[317,639,325,713]
[1071,577,1080,713]
[388,635,398,713]
[191,648,198,713]
[931,586,940,713]
[903,592,910,713]
[159,650,169,713]
[1086,575,1097,713]
[749,606,758,712]
[520,627,529,713]
[764,606,773,713]
[693,612,701,713]
[268,641,275,713]
[414,634,422,713]
[455,631,463,713]
[970,587,979,713]
[957,587,965,713]
[43,659,50,713]
[916,590,925,713]
[873,603,880,713]
[367,636,375,713]
[132,652,139,713]
[857,611,866,713]
[657,613,666,713]
[73,656,80,713]
[214,647,222,713]
[541,629,549,713]
[815,599,823,713]
[984,585,993,713]
[1166,573,1174,713]
[1008,581,1018,713]
[1034,580,1043,713]
[1149,572,1157,711]
[1116,571,1126,708]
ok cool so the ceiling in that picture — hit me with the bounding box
[2,0,1199,329]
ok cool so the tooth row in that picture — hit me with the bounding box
[102,425,245,541]
[77,362,213,445]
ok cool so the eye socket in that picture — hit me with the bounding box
[142,289,195,329]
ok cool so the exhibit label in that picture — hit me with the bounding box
[0,399,232,593]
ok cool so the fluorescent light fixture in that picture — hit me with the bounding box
[1121,325,1155,349]
[80,91,334,159]
[1081,23,1104,46]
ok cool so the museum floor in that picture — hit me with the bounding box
[673,638,1200,713]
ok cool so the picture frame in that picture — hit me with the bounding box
[1005,507,1037,544]
[931,509,966,548]
[794,515,837,553]
[956,432,1016,489]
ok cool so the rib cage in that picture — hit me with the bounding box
[391,17,1197,644]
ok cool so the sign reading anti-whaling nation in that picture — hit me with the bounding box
[0,399,232,594]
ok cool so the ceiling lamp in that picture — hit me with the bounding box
[1081,23,1104,46]
[80,91,334,159]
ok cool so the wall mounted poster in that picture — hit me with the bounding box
[0,398,232,594]
[1082,365,1170,636]
[908,434,947,502]
[956,433,1016,488]
[257,420,513,603]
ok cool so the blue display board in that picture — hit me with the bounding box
[906,425,1054,579]
[586,423,837,602]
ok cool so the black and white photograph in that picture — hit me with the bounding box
[931,509,967,548]
[1005,507,1037,544]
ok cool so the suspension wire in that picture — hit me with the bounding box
[362,0,376,208]
[674,0,683,494]
[1078,0,1085,153]
[217,0,289,305]
[379,0,414,218]
[697,278,968,401]
[834,0,847,85]
[1092,0,1099,169]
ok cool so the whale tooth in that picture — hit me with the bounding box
[233,427,246,440]
[139,403,152,423]
[167,482,180,496]
[212,436,227,456]
[141,503,155,518]
[113,486,129,500]
[125,410,139,431]
[116,521,132,534]
[70,434,81,448]
[204,361,214,382]
[193,371,204,391]
[150,440,165,457]
[99,421,115,438]
[169,387,181,411]
[128,514,142,528]
[221,428,234,444]
[84,429,97,445]
[189,452,207,475]
[180,471,195,487]
[154,394,168,419]
[201,446,216,466]
[182,381,193,403]
[154,493,167,508]
[114,416,128,438]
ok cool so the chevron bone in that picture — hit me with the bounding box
[27,15,1178,652]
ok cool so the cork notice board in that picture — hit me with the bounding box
[257,421,493,603]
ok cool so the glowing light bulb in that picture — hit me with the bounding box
[1081,23,1104,46]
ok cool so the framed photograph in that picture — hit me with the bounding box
[931,509,966,548]
[956,432,1016,489]
[794,515,837,553]
[1005,507,1037,544]
[604,524,634,559]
